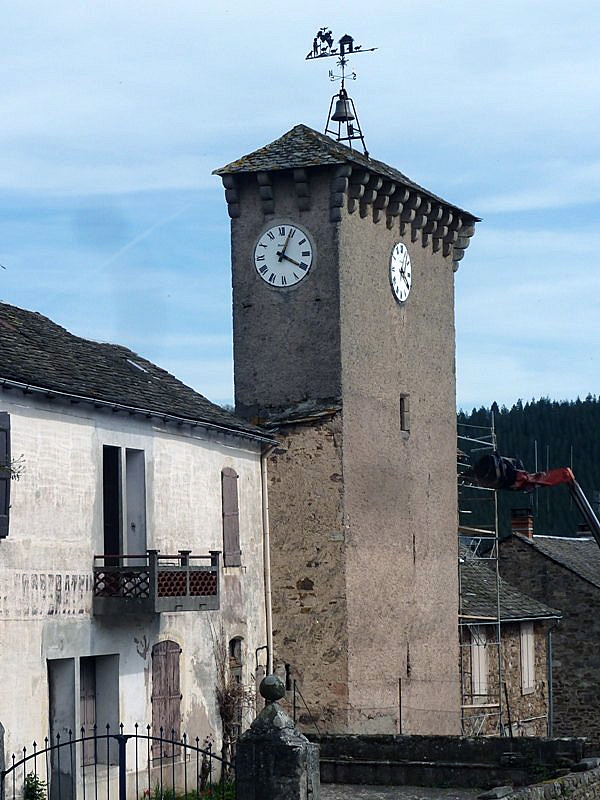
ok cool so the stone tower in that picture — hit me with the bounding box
[214,125,477,734]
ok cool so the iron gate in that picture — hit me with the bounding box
[1,724,234,800]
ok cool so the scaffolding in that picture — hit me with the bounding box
[457,414,504,736]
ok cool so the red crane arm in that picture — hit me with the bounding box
[511,467,575,492]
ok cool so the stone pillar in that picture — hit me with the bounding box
[236,675,320,800]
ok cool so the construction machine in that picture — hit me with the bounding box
[469,452,600,549]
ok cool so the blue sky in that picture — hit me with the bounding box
[1,1,599,411]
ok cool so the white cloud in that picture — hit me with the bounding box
[3,0,600,411]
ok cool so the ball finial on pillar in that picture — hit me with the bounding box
[259,674,286,704]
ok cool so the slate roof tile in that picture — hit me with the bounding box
[513,534,600,590]
[460,547,561,621]
[0,302,266,440]
[213,124,479,222]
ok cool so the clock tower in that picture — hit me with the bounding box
[215,124,477,734]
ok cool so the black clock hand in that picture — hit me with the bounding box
[276,251,301,267]
[278,230,293,262]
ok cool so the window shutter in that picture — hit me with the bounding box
[470,625,488,703]
[152,640,181,755]
[520,621,535,694]
[222,467,241,567]
[0,413,10,539]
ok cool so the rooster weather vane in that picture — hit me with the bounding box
[306,28,376,154]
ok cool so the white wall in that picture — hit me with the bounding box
[0,390,267,763]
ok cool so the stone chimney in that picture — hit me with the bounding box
[511,507,534,539]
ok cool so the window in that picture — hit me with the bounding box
[520,621,535,694]
[102,446,146,562]
[470,625,488,704]
[222,468,241,567]
[229,638,244,743]
[0,412,10,538]
[400,395,410,433]
[103,446,121,562]
[152,641,181,756]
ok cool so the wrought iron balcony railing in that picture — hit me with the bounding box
[92,549,220,614]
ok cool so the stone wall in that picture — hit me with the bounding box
[311,733,586,788]
[461,622,549,737]
[0,390,267,762]
[268,412,349,731]
[506,766,600,800]
[501,622,549,737]
[500,537,600,751]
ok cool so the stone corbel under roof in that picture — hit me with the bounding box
[214,124,479,271]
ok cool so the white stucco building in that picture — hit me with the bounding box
[0,301,274,793]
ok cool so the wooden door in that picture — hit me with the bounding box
[80,658,96,766]
[151,641,181,757]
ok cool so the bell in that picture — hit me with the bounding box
[331,96,355,123]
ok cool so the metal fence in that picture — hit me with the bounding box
[1,724,233,800]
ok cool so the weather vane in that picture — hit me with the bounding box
[306,28,377,154]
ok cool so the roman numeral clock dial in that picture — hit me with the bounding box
[389,241,412,304]
[254,223,314,287]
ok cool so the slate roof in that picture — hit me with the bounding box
[0,302,268,440]
[214,124,479,222]
[460,549,561,622]
[513,534,600,590]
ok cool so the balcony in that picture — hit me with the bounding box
[92,549,220,614]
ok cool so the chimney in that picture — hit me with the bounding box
[511,507,534,539]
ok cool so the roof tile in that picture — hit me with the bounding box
[214,124,479,221]
[461,547,561,621]
[513,534,600,590]
[0,302,265,439]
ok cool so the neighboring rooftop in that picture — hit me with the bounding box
[0,302,267,440]
[512,534,600,590]
[460,550,561,622]
[214,124,479,222]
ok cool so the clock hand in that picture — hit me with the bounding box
[278,230,293,262]
[276,251,302,267]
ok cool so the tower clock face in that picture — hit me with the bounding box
[389,241,412,304]
[253,222,314,288]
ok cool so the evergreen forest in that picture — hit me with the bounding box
[457,396,600,539]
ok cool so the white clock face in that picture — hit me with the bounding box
[254,223,314,288]
[389,241,412,304]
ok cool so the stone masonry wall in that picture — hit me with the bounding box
[507,767,600,800]
[501,622,549,737]
[267,412,349,731]
[313,733,586,788]
[461,623,549,737]
[500,537,600,752]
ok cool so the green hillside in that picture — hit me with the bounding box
[458,396,600,538]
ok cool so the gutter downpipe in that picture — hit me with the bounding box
[547,619,560,737]
[261,442,276,675]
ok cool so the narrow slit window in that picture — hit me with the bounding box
[400,395,410,433]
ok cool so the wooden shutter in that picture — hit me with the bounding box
[222,467,241,567]
[470,625,488,703]
[520,622,535,694]
[152,640,181,755]
[0,413,10,539]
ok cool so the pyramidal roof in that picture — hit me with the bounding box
[0,302,266,440]
[214,124,478,221]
